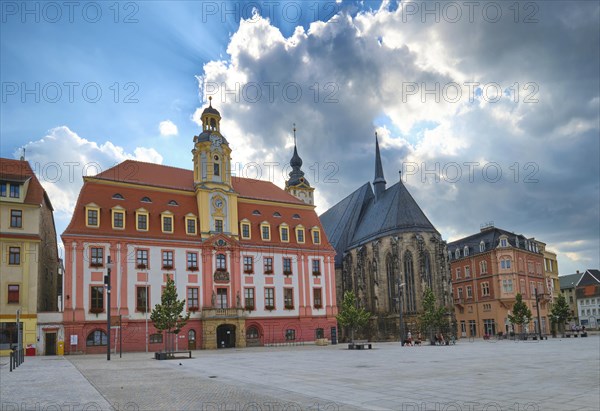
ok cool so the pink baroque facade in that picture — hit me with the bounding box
[62,103,337,353]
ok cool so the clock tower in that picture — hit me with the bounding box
[192,97,239,238]
[285,124,315,205]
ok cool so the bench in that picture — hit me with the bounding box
[155,350,192,360]
[348,340,372,350]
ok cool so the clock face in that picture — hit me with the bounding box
[213,197,224,209]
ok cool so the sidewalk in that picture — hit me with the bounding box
[0,356,112,410]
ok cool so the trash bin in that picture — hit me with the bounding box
[57,341,64,356]
[26,344,36,356]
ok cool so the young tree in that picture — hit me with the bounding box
[550,294,571,336]
[508,293,532,336]
[419,287,447,343]
[336,291,371,342]
[150,277,190,353]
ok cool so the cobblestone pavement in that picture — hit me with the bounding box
[1,336,599,410]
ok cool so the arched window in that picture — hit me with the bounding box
[404,251,416,313]
[86,330,107,346]
[213,155,220,176]
[168,200,178,206]
[216,253,226,270]
[464,246,469,256]
[141,196,152,203]
[455,248,460,259]
[246,326,259,339]
[112,193,124,200]
[188,329,196,341]
[424,251,432,290]
[386,253,396,312]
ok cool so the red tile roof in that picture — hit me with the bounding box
[0,158,49,207]
[94,160,305,205]
[65,160,333,251]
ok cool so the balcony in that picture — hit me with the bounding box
[201,307,246,319]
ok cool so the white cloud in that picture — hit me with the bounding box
[17,126,163,216]
[192,3,599,275]
[159,120,178,137]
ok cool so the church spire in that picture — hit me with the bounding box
[285,123,314,205]
[373,132,386,200]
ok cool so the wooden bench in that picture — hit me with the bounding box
[348,340,372,350]
[155,350,192,360]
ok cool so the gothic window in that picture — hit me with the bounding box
[404,251,416,313]
[424,251,432,290]
[386,253,396,312]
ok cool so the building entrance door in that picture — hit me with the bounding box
[45,332,57,355]
[216,324,236,348]
[188,329,196,350]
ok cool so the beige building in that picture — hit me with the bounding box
[0,158,59,356]
[538,242,560,302]
[449,225,550,338]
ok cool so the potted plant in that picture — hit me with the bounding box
[283,270,293,276]
[312,271,321,276]
[265,305,274,311]
[90,262,103,268]
[89,307,104,314]
[136,263,147,269]
[188,266,199,272]
[245,305,255,311]
[162,265,173,270]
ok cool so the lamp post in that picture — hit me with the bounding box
[145,268,149,353]
[535,288,544,340]
[105,256,113,361]
[397,280,406,345]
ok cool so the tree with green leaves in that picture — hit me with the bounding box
[336,291,371,342]
[508,293,532,336]
[419,287,448,343]
[150,277,190,353]
[550,293,571,336]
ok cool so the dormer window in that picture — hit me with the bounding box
[240,219,251,239]
[273,212,281,217]
[455,248,460,259]
[252,210,261,216]
[500,238,508,247]
[292,214,300,219]
[112,193,124,200]
[260,222,271,241]
[141,197,152,203]
[111,207,125,229]
[463,246,469,256]
[168,200,178,206]
[312,227,321,245]
[161,212,174,233]
[479,241,485,252]
[85,204,100,228]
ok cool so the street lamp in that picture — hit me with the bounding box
[397,280,406,345]
[535,288,545,340]
[105,256,113,361]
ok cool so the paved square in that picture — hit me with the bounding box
[1,337,599,410]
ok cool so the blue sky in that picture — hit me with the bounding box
[1,0,599,275]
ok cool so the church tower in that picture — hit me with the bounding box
[192,97,239,238]
[285,124,315,205]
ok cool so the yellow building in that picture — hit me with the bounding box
[1,158,59,356]
[537,242,560,301]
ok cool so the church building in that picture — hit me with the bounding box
[61,100,337,352]
[320,135,452,341]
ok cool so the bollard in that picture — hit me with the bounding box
[9,352,13,372]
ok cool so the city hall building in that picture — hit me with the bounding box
[61,101,338,353]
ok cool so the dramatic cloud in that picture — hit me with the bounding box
[16,126,163,233]
[194,2,599,274]
[159,120,179,137]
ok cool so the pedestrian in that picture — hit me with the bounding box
[407,331,413,346]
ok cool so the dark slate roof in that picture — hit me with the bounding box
[320,183,373,267]
[193,131,229,145]
[559,273,584,290]
[350,180,437,248]
[448,227,540,260]
[578,269,600,287]
[286,144,310,187]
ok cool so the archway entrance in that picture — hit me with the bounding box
[216,324,236,348]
